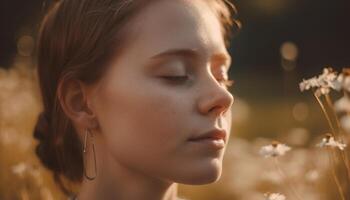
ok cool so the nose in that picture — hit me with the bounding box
[197,76,234,117]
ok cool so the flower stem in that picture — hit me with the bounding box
[273,158,303,200]
[313,92,337,137]
[328,149,346,200]
[325,94,342,135]
[325,94,350,183]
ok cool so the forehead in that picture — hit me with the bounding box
[126,0,227,58]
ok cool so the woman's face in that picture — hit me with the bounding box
[90,0,234,184]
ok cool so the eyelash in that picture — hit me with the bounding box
[161,76,234,88]
[219,79,235,88]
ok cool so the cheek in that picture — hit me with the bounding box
[226,108,232,134]
[95,76,193,162]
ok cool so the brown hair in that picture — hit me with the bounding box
[33,0,240,196]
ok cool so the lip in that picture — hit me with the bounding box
[188,129,227,144]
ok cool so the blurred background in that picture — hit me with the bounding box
[1,0,350,199]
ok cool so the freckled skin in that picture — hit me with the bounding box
[79,0,234,199]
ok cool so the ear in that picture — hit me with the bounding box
[57,78,98,135]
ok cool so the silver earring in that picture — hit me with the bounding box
[83,128,97,180]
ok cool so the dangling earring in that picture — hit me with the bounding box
[83,128,97,180]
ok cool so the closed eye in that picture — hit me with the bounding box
[218,78,234,88]
[160,75,189,83]
[159,76,234,88]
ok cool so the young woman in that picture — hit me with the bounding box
[33,0,240,199]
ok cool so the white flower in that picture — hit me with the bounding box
[264,192,286,200]
[317,133,347,150]
[259,141,291,157]
[333,74,345,91]
[319,68,337,84]
[318,68,339,93]
[334,96,350,113]
[299,77,319,92]
[299,67,340,95]
[335,70,350,92]
[314,87,330,97]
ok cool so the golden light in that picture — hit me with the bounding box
[280,41,298,61]
[292,102,309,122]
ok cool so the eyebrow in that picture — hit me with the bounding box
[150,48,232,69]
[150,48,199,60]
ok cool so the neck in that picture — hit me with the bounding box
[76,140,179,200]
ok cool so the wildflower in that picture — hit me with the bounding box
[318,68,338,87]
[299,67,340,96]
[264,192,286,200]
[299,77,319,91]
[317,68,340,95]
[259,141,291,157]
[334,96,350,113]
[335,68,350,92]
[317,133,347,150]
[314,87,329,97]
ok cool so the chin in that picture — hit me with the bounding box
[175,159,223,185]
